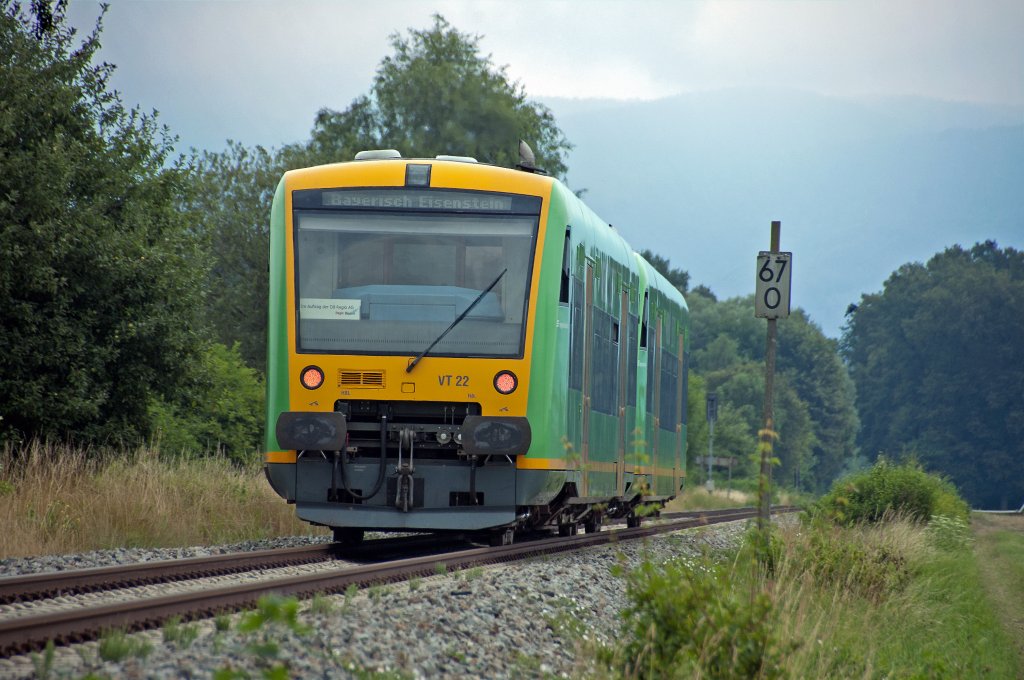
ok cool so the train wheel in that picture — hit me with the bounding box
[626,515,641,529]
[332,527,364,546]
[558,523,578,537]
[583,516,601,534]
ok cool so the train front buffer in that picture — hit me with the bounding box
[265,360,533,531]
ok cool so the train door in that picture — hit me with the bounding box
[580,262,595,495]
[651,315,663,490]
[616,288,629,495]
[675,332,685,492]
[636,289,650,491]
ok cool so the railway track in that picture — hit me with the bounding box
[0,532,471,606]
[0,506,793,657]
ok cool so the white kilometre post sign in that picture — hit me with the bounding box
[755,251,793,319]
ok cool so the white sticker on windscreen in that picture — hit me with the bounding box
[300,298,361,320]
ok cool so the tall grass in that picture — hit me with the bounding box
[0,441,322,559]
[596,515,1019,679]
[665,482,804,512]
[664,485,753,511]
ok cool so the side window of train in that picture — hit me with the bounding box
[559,229,571,304]
[640,291,649,348]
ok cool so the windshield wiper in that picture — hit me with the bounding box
[406,268,507,373]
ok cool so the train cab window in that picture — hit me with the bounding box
[292,190,540,357]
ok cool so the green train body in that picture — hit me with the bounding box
[263,151,689,543]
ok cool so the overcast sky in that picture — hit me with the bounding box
[66,0,1024,154]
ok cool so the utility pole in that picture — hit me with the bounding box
[754,221,792,532]
[706,393,717,492]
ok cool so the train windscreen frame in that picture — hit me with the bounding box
[292,187,542,358]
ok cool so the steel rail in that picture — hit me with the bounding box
[0,507,769,605]
[0,544,336,606]
[0,532,467,605]
[0,506,794,657]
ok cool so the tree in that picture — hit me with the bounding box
[641,249,689,293]
[0,2,205,444]
[148,341,264,460]
[190,142,279,369]
[195,14,573,369]
[843,241,1024,508]
[310,15,571,175]
[688,294,858,492]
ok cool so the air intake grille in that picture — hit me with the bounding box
[338,370,385,388]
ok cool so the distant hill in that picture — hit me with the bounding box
[541,88,1024,337]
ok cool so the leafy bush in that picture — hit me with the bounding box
[148,342,264,460]
[604,557,788,679]
[812,459,969,525]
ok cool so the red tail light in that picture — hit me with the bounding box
[300,365,324,390]
[493,370,518,395]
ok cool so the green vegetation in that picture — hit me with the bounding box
[147,341,264,461]
[972,513,1024,671]
[162,616,201,648]
[813,458,970,524]
[0,2,204,447]
[639,249,689,293]
[30,641,56,680]
[843,241,1024,508]
[596,469,1018,679]
[598,519,1017,679]
[606,556,788,679]
[306,592,336,616]
[0,440,323,558]
[684,290,859,493]
[97,629,153,663]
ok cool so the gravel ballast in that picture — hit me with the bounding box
[0,522,748,679]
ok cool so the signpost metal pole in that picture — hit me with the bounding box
[705,393,717,492]
[706,419,715,491]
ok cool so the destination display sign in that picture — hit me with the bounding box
[293,188,541,215]
[324,190,513,212]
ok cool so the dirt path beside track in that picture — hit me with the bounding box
[972,512,1024,672]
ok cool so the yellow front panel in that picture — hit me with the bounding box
[281,159,554,421]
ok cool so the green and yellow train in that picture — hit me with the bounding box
[263,148,689,544]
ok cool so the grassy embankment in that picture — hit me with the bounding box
[0,441,323,559]
[580,515,1019,678]
[972,512,1024,672]
[586,461,1022,679]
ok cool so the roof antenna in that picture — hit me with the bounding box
[516,139,546,174]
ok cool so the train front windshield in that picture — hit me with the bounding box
[293,189,540,357]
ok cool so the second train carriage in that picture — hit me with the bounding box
[263,149,689,544]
